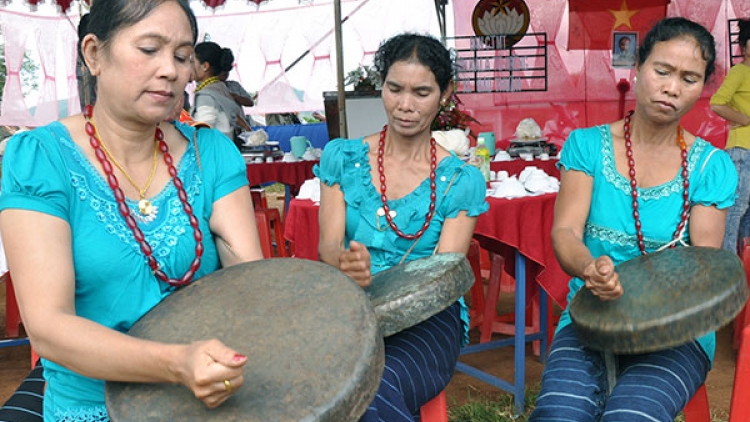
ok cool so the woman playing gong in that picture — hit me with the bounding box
[529,18,737,421]
[0,0,263,420]
[316,33,488,421]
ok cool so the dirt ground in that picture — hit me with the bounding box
[0,283,737,418]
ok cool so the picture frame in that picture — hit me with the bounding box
[612,32,637,68]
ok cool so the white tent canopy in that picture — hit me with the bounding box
[0,0,444,126]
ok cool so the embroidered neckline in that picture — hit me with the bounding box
[599,124,705,200]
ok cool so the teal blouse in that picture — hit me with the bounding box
[556,125,737,364]
[314,138,489,344]
[0,121,248,421]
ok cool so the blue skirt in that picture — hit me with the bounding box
[359,301,462,422]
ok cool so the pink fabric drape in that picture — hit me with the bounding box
[455,0,741,149]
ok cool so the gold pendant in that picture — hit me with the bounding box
[138,199,154,216]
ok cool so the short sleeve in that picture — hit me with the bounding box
[0,126,71,220]
[558,126,602,177]
[691,143,737,210]
[314,138,368,188]
[441,163,489,218]
[710,65,741,106]
[188,124,248,202]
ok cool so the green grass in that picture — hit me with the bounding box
[264,182,285,194]
[448,386,539,422]
[446,387,728,422]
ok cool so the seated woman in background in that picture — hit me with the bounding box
[316,33,488,421]
[191,41,251,140]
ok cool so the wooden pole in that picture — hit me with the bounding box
[334,0,347,138]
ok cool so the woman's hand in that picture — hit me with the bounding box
[338,240,372,287]
[177,339,248,408]
[581,256,623,301]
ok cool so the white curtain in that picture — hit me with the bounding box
[0,0,440,126]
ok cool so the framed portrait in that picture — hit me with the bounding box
[612,32,637,68]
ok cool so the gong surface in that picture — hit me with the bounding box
[366,253,475,337]
[569,247,749,354]
[105,259,384,422]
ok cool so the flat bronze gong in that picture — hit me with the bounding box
[569,246,748,354]
[366,253,475,337]
[105,258,384,422]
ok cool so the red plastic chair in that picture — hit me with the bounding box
[254,208,289,258]
[466,238,485,330]
[730,325,750,421]
[419,390,448,422]
[250,187,268,209]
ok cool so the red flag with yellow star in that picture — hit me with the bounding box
[568,0,669,50]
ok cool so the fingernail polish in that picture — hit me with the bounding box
[234,353,246,362]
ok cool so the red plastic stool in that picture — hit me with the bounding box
[734,237,750,349]
[420,390,448,422]
[730,325,750,422]
[478,254,553,356]
[5,272,23,338]
[31,347,40,368]
[254,208,288,258]
[683,383,710,422]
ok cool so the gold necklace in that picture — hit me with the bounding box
[91,118,160,218]
[195,76,219,93]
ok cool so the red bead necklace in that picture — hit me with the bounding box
[84,105,204,286]
[378,125,437,240]
[623,110,690,255]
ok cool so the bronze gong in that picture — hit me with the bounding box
[105,258,384,422]
[569,246,749,354]
[366,253,475,337]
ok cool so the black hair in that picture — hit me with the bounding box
[739,19,750,52]
[77,13,90,61]
[194,42,235,76]
[373,33,453,93]
[87,0,198,50]
[637,17,716,82]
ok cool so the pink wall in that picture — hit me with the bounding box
[453,0,749,150]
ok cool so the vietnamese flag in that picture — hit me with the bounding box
[568,0,669,50]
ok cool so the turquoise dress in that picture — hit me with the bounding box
[0,121,248,421]
[314,137,489,343]
[556,124,737,364]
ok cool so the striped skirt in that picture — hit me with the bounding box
[530,324,710,422]
[359,301,462,422]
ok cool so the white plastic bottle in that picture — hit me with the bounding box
[475,137,491,182]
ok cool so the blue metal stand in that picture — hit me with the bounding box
[455,252,549,416]
[0,337,30,348]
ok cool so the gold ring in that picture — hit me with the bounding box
[224,379,232,393]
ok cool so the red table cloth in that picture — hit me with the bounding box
[284,198,320,261]
[285,191,570,309]
[245,160,317,193]
[473,193,568,308]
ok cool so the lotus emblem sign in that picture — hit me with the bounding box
[471,0,531,48]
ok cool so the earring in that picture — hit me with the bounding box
[440,98,448,107]
[633,76,637,84]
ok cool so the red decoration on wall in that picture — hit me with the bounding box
[568,0,668,50]
[202,0,227,8]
